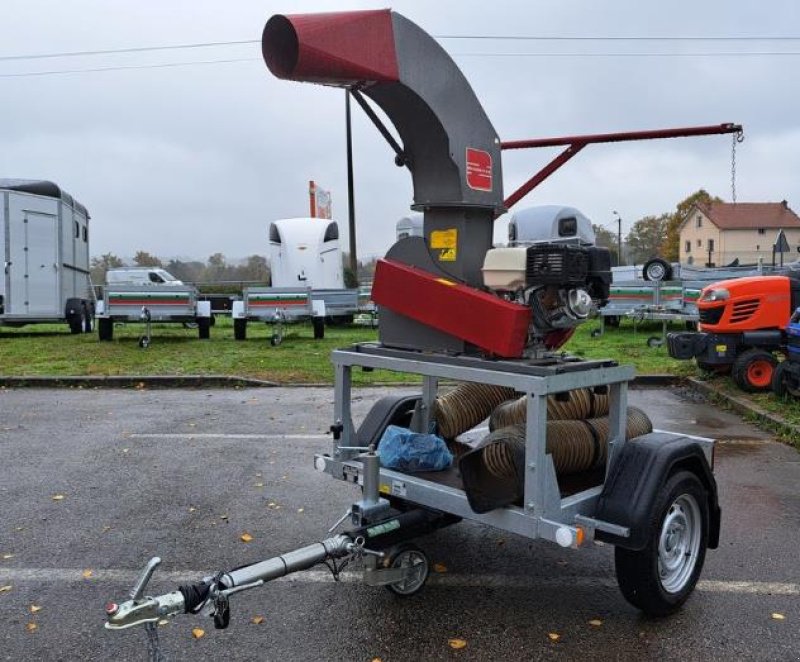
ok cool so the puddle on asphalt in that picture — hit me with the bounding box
[714,439,772,456]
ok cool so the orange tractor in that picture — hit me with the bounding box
[667,273,800,391]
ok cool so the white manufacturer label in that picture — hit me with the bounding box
[391,480,407,498]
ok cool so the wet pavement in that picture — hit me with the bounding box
[0,386,797,661]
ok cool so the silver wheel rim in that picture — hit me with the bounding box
[390,550,427,595]
[658,493,702,594]
[647,263,666,280]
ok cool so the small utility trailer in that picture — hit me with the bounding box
[232,286,358,344]
[96,280,211,347]
[102,9,729,658]
[0,179,94,333]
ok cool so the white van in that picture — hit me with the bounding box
[105,267,184,286]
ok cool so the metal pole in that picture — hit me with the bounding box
[345,90,358,284]
[613,211,623,266]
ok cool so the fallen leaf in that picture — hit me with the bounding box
[25,622,37,633]
[122,448,129,454]
[371,658,383,662]
[496,538,506,546]
[255,472,262,477]
[29,605,42,614]
[267,502,276,508]
[158,619,169,626]
[51,495,65,501]
[188,507,197,513]
[281,475,288,480]
[772,612,786,621]
[251,615,265,625]
[433,563,448,573]
[82,569,93,579]
[2,554,14,560]
[188,422,196,428]
[0,585,11,593]
[192,627,205,639]
[588,619,603,627]
[297,508,305,514]
[254,483,264,488]
[15,527,24,532]
[240,532,253,543]
[548,633,561,642]
[101,526,112,533]
[220,514,228,520]
[448,639,467,650]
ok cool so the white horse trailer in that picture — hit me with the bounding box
[0,179,94,333]
[233,217,358,342]
[269,217,344,289]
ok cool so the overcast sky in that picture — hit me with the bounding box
[1,0,799,263]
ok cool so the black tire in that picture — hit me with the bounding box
[138,336,150,348]
[98,318,113,341]
[590,328,602,338]
[642,258,673,282]
[772,361,800,397]
[606,315,621,328]
[384,543,430,597]
[68,313,82,335]
[615,470,709,617]
[233,319,247,341]
[197,317,211,340]
[270,333,281,347]
[731,348,777,393]
[312,317,325,340]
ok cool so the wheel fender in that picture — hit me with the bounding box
[355,395,422,448]
[64,297,83,318]
[594,432,720,551]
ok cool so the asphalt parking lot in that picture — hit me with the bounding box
[1,386,798,661]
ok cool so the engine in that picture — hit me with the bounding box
[482,207,611,345]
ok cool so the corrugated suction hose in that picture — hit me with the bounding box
[432,383,517,439]
[459,407,653,513]
[489,388,610,431]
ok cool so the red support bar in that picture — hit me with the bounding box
[503,143,585,211]
[500,122,743,211]
[501,123,742,151]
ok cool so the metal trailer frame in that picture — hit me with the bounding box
[318,343,646,545]
[95,284,212,346]
[233,286,359,343]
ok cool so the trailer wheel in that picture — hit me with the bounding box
[590,328,602,338]
[197,317,211,340]
[312,317,325,340]
[98,318,113,341]
[138,336,150,349]
[642,258,673,282]
[384,543,430,597]
[772,361,800,397]
[615,470,708,617]
[732,349,777,392]
[606,315,621,328]
[68,312,82,334]
[646,336,664,348]
[233,319,247,341]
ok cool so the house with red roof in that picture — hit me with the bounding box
[678,200,800,266]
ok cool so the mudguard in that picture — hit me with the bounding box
[595,432,721,551]
[356,395,421,448]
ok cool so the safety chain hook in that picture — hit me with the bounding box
[731,129,744,204]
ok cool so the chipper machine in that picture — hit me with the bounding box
[104,10,732,656]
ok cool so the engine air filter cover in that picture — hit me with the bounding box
[526,244,589,286]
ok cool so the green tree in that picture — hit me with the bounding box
[240,255,269,282]
[90,252,124,284]
[133,250,163,267]
[205,253,228,282]
[625,214,671,264]
[661,189,722,261]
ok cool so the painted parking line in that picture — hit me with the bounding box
[1,567,796,595]
[129,433,329,440]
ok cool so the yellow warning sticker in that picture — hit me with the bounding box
[430,228,458,249]
[715,344,727,353]
[379,483,390,495]
[438,247,457,262]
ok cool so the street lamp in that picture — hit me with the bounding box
[612,211,623,266]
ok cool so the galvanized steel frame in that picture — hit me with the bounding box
[320,343,636,545]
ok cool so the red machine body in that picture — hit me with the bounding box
[372,259,530,358]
